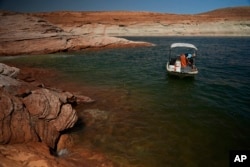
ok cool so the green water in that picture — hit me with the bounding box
[1,37,249,167]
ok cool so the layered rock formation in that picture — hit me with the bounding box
[35,7,250,37]
[0,11,153,56]
[0,63,79,149]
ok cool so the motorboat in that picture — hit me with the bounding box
[166,43,198,78]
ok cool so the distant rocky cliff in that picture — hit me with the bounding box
[35,7,250,37]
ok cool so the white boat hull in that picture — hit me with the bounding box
[166,62,198,78]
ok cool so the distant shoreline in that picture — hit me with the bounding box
[1,7,249,56]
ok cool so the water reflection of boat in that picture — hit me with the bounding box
[166,43,198,78]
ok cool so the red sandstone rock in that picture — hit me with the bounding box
[0,64,114,166]
[0,12,153,56]
[23,88,62,119]
[34,119,60,148]
[0,64,79,149]
[0,142,114,167]
[34,7,250,37]
[50,104,77,131]
[0,90,14,144]
[35,7,250,26]
[57,134,74,154]
[0,90,38,144]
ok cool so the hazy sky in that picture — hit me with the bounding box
[0,0,249,14]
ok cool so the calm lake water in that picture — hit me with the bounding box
[1,37,250,167]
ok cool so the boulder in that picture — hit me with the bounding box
[22,88,78,149]
[0,63,79,149]
[0,63,20,78]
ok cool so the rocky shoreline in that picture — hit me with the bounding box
[0,63,114,167]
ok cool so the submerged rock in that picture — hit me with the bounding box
[75,94,96,103]
[83,109,110,121]
[0,63,20,78]
[82,109,110,127]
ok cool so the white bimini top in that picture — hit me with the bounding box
[170,43,198,50]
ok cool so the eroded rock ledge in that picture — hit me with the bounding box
[0,11,154,56]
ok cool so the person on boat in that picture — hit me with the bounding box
[185,53,196,69]
[185,53,195,59]
[180,54,187,67]
[180,53,194,72]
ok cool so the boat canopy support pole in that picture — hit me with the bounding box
[169,48,171,61]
